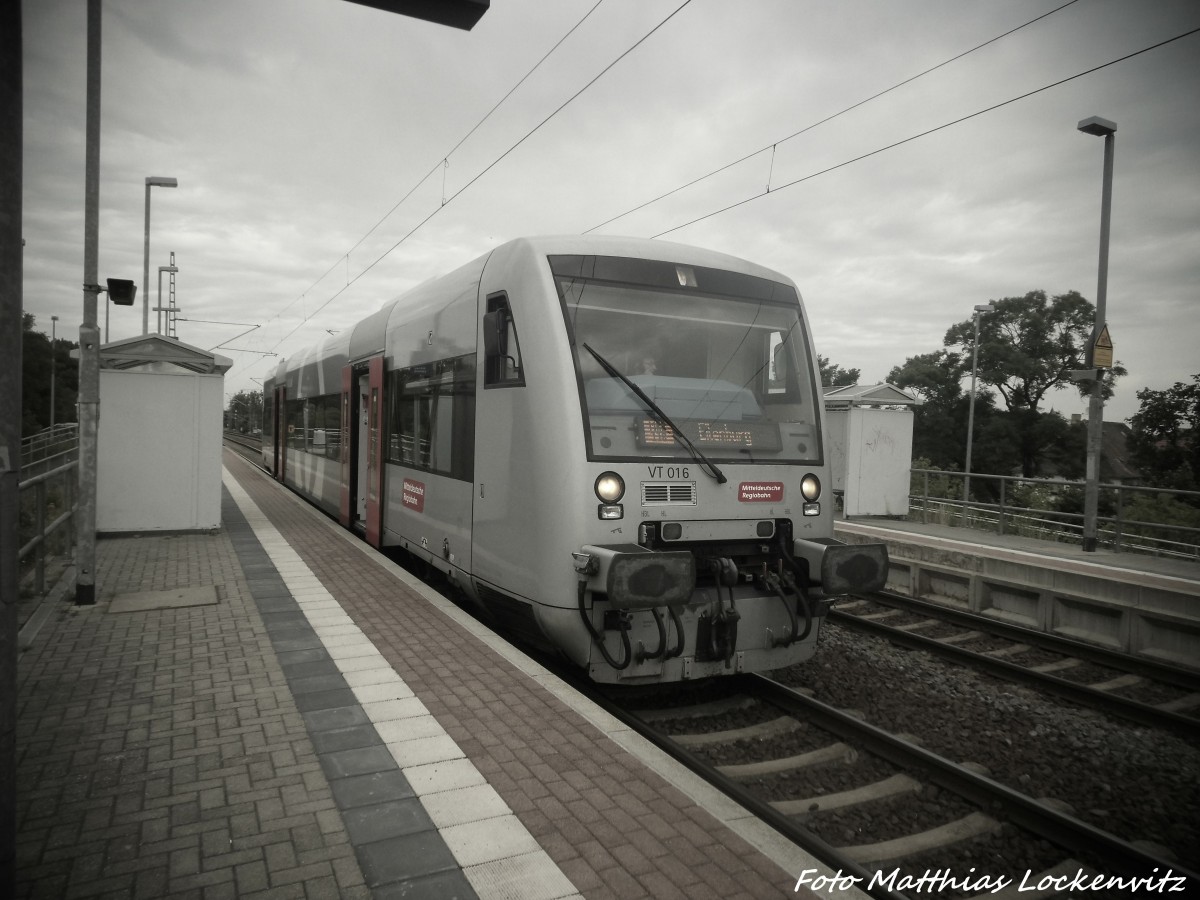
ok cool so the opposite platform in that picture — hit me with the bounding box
[16,448,853,900]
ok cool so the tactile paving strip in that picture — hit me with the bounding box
[222,474,579,900]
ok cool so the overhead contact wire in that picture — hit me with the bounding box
[259,0,608,350]
[652,25,1200,238]
[586,0,1081,233]
[271,0,697,345]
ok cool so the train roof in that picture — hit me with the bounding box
[265,235,798,389]
[497,235,792,285]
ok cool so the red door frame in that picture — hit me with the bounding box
[364,356,385,547]
[338,365,353,527]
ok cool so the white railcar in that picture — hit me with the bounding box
[263,236,887,684]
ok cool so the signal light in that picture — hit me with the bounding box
[107,279,137,306]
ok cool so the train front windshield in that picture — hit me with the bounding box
[552,255,823,465]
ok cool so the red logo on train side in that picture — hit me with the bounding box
[402,479,426,513]
[738,481,784,503]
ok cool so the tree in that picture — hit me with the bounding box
[226,389,264,434]
[1128,375,1199,491]
[818,355,860,387]
[890,350,978,471]
[21,314,79,437]
[943,290,1126,477]
[944,290,1126,412]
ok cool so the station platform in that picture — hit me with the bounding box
[835,515,1200,667]
[15,449,848,900]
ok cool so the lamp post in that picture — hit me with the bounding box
[156,265,179,335]
[1077,116,1117,553]
[142,176,177,334]
[49,315,58,432]
[963,301,996,510]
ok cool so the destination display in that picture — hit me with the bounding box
[637,417,782,451]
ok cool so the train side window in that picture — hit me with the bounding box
[483,293,524,387]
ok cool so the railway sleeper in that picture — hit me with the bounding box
[773,772,921,816]
[672,715,800,748]
[840,810,1002,866]
[717,742,857,779]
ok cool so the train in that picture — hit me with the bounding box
[262,235,887,684]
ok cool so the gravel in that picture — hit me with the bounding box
[771,623,1200,870]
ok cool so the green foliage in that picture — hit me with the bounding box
[893,289,1125,479]
[1123,492,1200,529]
[943,290,1126,413]
[890,351,964,470]
[908,457,957,499]
[818,355,860,387]
[21,313,79,437]
[226,389,264,433]
[1128,375,1199,491]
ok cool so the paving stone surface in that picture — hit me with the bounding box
[16,448,804,899]
[221,452,795,899]
[15,521,369,899]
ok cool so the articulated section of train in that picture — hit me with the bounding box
[262,235,887,684]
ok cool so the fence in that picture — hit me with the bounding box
[19,425,79,598]
[909,468,1200,561]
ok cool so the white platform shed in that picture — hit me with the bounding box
[823,383,920,518]
[94,335,233,532]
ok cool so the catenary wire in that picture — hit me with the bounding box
[260,0,607,330]
[262,0,696,355]
[651,25,1200,239]
[585,0,1081,234]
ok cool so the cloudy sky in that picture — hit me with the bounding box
[21,0,1200,423]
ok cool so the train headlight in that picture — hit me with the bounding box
[800,474,821,502]
[595,472,625,503]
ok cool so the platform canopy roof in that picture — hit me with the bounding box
[91,334,234,375]
[822,383,922,408]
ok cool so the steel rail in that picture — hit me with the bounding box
[748,674,1200,886]
[829,606,1200,738]
[870,590,1200,687]
[578,676,914,900]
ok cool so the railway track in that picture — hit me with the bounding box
[223,431,263,461]
[829,592,1200,738]
[601,674,1198,900]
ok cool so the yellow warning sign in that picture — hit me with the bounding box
[1093,325,1114,369]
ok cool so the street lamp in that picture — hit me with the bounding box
[963,301,996,510]
[1077,116,1117,553]
[156,265,179,335]
[50,315,58,431]
[142,176,178,334]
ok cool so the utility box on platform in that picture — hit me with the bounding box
[823,383,919,518]
[93,335,233,532]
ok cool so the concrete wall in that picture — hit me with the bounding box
[826,407,914,517]
[835,522,1200,669]
[97,369,224,531]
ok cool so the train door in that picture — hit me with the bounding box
[338,365,352,527]
[362,356,385,547]
[273,385,286,482]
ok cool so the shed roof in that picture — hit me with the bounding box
[95,334,234,374]
[823,383,922,408]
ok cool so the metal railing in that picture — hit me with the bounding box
[18,460,78,597]
[18,425,80,598]
[22,423,80,481]
[909,468,1200,561]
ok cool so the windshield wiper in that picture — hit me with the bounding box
[582,343,727,484]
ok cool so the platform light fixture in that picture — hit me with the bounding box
[963,301,997,509]
[50,315,59,431]
[1077,116,1117,553]
[142,176,178,334]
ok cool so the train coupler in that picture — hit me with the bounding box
[695,605,740,665]
[602,609,633,632]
